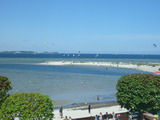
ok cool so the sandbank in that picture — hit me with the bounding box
[37,61,160,74]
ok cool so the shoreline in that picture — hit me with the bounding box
[37,61,160,74]
[53,101,119,109]
[62,101,119,109]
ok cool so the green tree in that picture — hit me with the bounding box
[116,74,160,116]
[0,92,54,120]
[0,76,12,108]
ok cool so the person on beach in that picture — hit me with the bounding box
[97,95,99,102]
[99,112,103,120]
[116,113,121,120]
[69,116,72,120]
[63,116,68,120]
[129,114,132,120]
[112,112,115,120]
[88,104,91,113]
[105,112,109,120]
[59,106,63,118]
[94,115,98,120]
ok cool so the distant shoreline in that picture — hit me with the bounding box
[37,61,160,74]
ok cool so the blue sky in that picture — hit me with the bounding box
[0,0,160,54]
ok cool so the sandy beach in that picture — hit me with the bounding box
[53,102,128,120]
[37,61,160,74]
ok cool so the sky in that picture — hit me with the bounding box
[0,0,160,54]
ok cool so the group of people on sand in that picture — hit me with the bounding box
[94,112,120,120]
[88,102,121,120]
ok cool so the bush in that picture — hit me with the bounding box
[0,76,12,108]
[0,92,54,120]
[116,74,160,114]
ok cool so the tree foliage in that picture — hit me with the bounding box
[116,74,160,114]
[0,76,12,108]
[0,92,54,120]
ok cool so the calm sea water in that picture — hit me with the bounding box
[0,53,159,107]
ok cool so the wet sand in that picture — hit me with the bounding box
[63,101,119,110]
[54,100,73,107]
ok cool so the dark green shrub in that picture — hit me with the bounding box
[0,92,54,120]
[0,76,12,108]
[116,74,160,114]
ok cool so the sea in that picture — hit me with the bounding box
[0,53,160,107]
